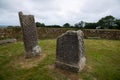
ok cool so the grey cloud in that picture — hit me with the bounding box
[0,0,120,25]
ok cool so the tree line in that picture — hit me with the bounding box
[36,15,120,29]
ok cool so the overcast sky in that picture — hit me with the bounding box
[0,0,120,26]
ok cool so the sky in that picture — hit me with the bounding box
[0,0,120,26]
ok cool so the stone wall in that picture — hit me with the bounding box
[82,29,120,40]
[0,27,120,40]
[0,27,22,40]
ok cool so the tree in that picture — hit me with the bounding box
[84,23,98,29]
[36,22,45,27]
[63,23,70,27]
[97,15,118,29]
[74,21,85,28]
[45,25,61,28]
[116,19,120,29]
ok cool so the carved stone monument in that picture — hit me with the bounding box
[18,12,41,58]
[56,30,86,72]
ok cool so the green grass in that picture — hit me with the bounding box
[0,39,120,80]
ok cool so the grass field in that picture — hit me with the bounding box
[0,39,120,80]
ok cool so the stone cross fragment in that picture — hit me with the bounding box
[56,30,86,72]
[18,11,41,58]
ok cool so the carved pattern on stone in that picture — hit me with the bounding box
[18,12,41,58]
[56,30,86,72]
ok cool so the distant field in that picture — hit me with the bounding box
[0,39,120,80]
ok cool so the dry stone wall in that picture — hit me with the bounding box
[0,28,120,40]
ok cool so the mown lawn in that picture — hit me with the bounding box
[0,39,120,80]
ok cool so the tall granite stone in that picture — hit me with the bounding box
[18,12,41,58]
[56,30,86,72]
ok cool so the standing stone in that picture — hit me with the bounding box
[18,12,41,58]
[56,30,86,72]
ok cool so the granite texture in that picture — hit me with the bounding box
[18,12,41,58]
[56,30,86,72]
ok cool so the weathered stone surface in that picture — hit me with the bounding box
[18,12,41,58]
[0,39,16,45]
[56,30,86,72]
[1,28,120,40]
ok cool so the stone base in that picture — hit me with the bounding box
[25,52,41,59]
[25,45,41,59]
[55,61,80,73]
[55,57,86,73]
